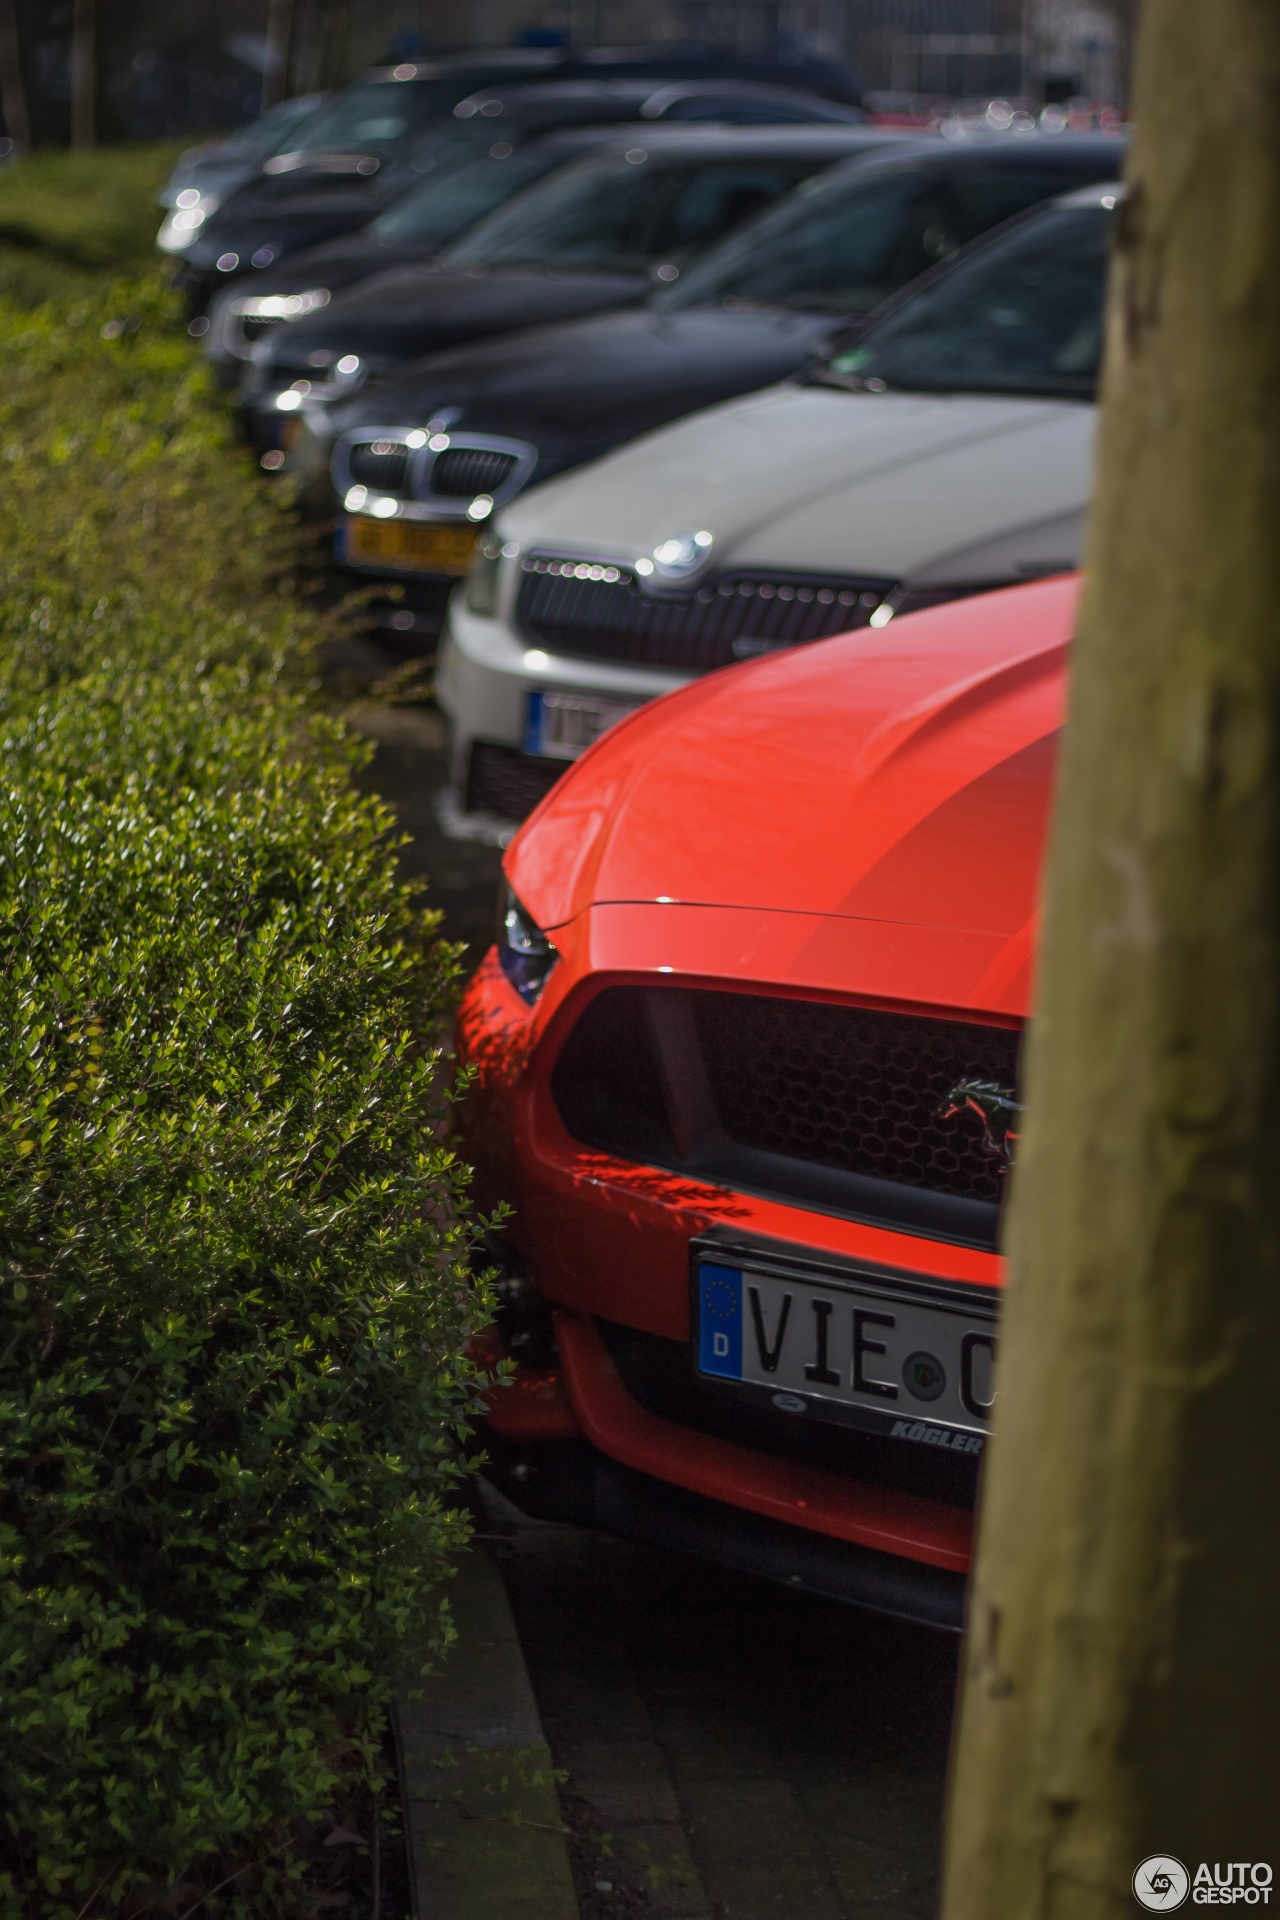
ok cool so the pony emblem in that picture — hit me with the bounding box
[940,1079,1021,1167]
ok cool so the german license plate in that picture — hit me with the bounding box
[694,1250,997,1452]
[341,515,478,575]
[524,688,639,762]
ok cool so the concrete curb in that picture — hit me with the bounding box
[397,1541,579,1920]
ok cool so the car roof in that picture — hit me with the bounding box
[363,53,564,82]
[816,130,1125,182]
[451,77,859,115]
[491,124,925,163]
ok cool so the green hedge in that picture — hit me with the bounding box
[0,276,491,1913]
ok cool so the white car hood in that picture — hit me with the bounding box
[498,382,1095,586]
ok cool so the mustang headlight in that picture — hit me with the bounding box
[465,536,508,617]
[497,886,558,1005]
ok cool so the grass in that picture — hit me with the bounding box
[0,143,185,303]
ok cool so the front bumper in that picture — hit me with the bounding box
[483,1431,967,1630]
[436,597,690,839]
[459,943,1004,1620]
[472,1308,967,1629]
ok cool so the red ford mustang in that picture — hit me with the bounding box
[457,574,1075,1629]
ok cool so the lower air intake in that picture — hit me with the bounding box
[464,741,566,821]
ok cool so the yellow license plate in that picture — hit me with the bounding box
[344,516,478,575]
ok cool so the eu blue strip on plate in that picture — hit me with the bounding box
[698,1263,743,1379]
[524,689,545,756]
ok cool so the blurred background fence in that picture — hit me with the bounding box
[1,0,1137,149]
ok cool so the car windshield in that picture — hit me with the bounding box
[657,157,1111,317]
[369,143,570,247]
[284,76,461,153]
[440,151,821,273]
[815,203,1112,401]
[213,94,326,161]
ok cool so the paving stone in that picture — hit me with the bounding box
[644,1695,782,1779]
[397,1544,578,1920]
[614,1819,712,1918]
[525,1662,656,1743]
[679,1777,846,1920]
[561,1737,686,1825]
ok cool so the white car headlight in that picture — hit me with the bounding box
[156,201,213,252]
[232,287,332,323]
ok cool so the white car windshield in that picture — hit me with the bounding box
[657,157,1114,317]
[440,152,820,274]
[817,202,1111,401]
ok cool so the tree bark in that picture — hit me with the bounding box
[0,0,28,159]
[70,0,94,148]
[261,0,295,112]
[942,1,1280,1913]
[319,0,354,93]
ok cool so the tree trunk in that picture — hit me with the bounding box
[261,0,295,112]
[288,0,321,93]
[942,0,1280,1910]
[70,0,94,148]
[319,0,354,93]
[0,0,28,159]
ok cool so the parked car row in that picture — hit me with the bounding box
[161,69,1121,1616]
[159,45,867,307]
[248,134,1116,661]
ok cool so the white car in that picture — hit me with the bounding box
[436,182,1115,841]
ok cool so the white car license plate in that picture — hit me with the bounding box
[524,688,638,762]
[694,1252,998,1452]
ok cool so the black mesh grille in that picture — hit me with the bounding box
[692,994,1018,1206]
[348,439,410,492]
[516,556,896,673]
[432,447,519,499]
[552,986,1021,1245]
[464,740,566,820]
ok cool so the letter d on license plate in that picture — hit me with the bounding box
[694,1250,998,1449]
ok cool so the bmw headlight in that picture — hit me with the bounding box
[233,287,332,324]
[157,201,211,251]
[497,886,558,1005]
[465,535,509,617]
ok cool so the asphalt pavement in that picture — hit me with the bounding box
[350,686,959,1920]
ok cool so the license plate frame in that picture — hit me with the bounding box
[690,1235,998,1453]
[524,687,639,762]
[340,514,478,576]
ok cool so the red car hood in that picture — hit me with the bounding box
[510,576,1074,941]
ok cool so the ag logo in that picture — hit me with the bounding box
[1133,1857,1190,1910]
